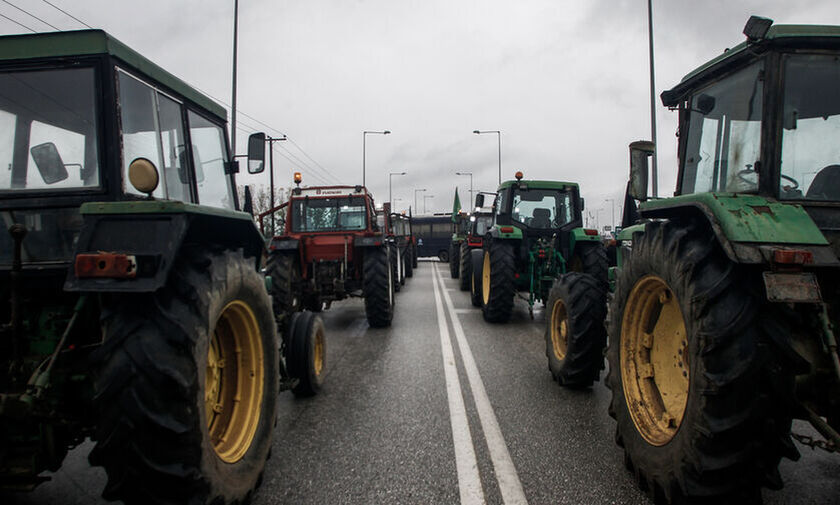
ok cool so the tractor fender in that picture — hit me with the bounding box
[269,238,299,251]
[638,197,837,265]
[64,201,265,293]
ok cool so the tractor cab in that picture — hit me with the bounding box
[490,172,583,239]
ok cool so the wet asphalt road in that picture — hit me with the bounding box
[5,260,840,504]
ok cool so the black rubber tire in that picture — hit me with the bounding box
[469,248,483,308]
[607,219,795,504]
[544,272,607,388]
[363,247,394,328]
[404,248,414,278]
[459,242,471,291]
[438,249,449,263]
[90,248,278,505]
[390,246,401,293]
[449,241,460,278]
[265,251,302,317]
[481,240,516,323]
[411,244,418,268]
[569,241,609,287]
[398,248,406,286]
[287,311,326,397]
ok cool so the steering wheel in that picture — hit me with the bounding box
[780,173,799,190]
[736,168,758,186]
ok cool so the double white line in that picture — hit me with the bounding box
[431,263,528,505]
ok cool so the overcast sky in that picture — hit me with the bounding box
[3,0,840,227]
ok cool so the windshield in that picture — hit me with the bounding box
[682,61,763,195]
[0,208,83,264]
[510,188,573,229]
[472,215,492,236]
[0,67,100,192]
[292,196,368,232]
[780,54,840,201]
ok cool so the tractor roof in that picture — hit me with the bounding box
[0,29,226,120]
[662,23,840,107]
[292,185,371,199]
[497,180,579,191]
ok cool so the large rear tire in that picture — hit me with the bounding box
[404,247,414,278]
[545,272,606,388]
[411,245,418,268]
[90,248,278,505]
[364,247,394,328]
[569,241,609,287]
[469,248,483,307]
[481,240,516,323]
[266,251,302,317]
[459,242,471,291]
[287,311,326,397]
[607,219,795,503]
[390,246,401,293]
[449,241,460,278]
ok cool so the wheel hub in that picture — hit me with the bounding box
[620,275,689,446]
[482,251,491,305]
[205,300,265,463]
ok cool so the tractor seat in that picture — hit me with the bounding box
[806,165,840,201]
[531,208,551,228]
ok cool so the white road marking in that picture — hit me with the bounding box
[435,264,530,505]
[432,263,486,504]
[455,309,473,314]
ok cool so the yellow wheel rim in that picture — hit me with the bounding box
[482,251,491,305]
[620,275,689,446]
[205,300,265,463]
[313,324,325,378]
[550,298,569,361]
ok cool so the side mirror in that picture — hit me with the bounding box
[580,197,585,211]
[247,132,266,174]
[30,142,69,184]
[474,193,485,208]
[243,185,254,216]
[628,140,655,201]
[695,94,716,115]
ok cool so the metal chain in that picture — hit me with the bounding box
[792,432,838,453]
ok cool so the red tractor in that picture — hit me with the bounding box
[259,174,394,327]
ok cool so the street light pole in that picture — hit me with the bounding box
[363,130,391,188]
[389,171,406,205]
[423,195,434,214]
[455,171,473,210]
[414,188,426,214]
[647,0,658,197]
[473,130,501,185]
[605,198,615,231]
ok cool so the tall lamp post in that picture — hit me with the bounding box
[473,130,501,185]
[423,194,434,214]
[389,171,406,205]
[605,198,615,232]
[455,171,473,210]
[363,130,391,187]
[414,188,426,214]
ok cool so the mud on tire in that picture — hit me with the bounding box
[544,272,606,388]
[606,219,795,503]
[363,247,394,328]
[481,240,516,323]
[90,248,278,505]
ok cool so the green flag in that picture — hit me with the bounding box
[451,188,462,222]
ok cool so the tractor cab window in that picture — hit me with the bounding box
[780,54,840,201]
[117,69,192,202]
[0,67,100,192]
[188,111,234,209]
[291,196,367,232]
[473,215,492,236]
[510,188,573,229]
[682,61,763,195]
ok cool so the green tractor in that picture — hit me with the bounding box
[0,30,323,504]
[608,16,840,503]
[478,171,609,335]
[449,211,470,278]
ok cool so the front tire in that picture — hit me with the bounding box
[287,311,326,397]
[404,247,414,278]
[364,247,394,328]
[481,240,516,323]
[449,241,460,278]
[266,251,302,317]
[569,242,609,287]
[91,248,278,505]
[469,248,483,307]
[459,242,471,291]
[544,272,606,388]
[607,219,794,503]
